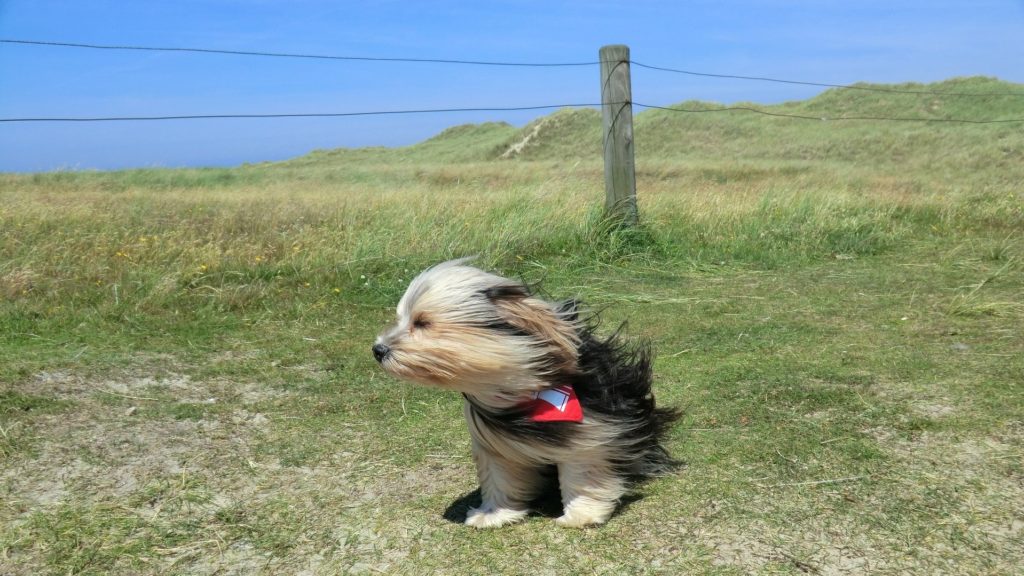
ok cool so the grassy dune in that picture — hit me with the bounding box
[1,78,1023,574]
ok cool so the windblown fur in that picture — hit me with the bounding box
[373,259,679,528]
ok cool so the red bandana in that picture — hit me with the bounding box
[525,385,584,422]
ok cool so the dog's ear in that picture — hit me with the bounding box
[481,283,530,301]
[484,284,579,369]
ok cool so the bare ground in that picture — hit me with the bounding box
[2,367,1022,574]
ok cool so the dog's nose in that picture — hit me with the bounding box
[372,343,390,363]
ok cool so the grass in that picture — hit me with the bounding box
[2,77,1023,574]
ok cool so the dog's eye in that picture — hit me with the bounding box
[412,318,430,329]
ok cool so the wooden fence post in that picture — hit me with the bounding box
[600,44,638,226]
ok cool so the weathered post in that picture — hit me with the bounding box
[599,44,638,226]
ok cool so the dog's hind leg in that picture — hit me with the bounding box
[465,442,543,528]
[554,458,625,528]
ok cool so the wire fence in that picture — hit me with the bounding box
[0,105,604,124]
[2,38,1023,124]
[6,103,1024,125]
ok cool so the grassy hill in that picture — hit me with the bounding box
[290,121,519,166]
[286,76,1024,175]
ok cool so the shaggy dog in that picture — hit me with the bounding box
[372,259,678,527]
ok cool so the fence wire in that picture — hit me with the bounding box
[3,38,1023,124]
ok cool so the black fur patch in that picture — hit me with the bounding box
[480,320,531,338]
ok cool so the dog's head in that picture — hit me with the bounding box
[373,259,580,394]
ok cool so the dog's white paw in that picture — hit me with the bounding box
[554,511,608,528]
[554,500,614,528]
[464,506,528,529]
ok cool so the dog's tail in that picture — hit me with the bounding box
[630,406,683,480]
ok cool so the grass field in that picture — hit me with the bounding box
[2,78,1023,574]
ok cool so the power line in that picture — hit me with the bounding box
[0,39,599,67]
[633,102,1024,124]
[0,104,603,123]
[630,62,1024,98]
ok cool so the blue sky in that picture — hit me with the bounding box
[2,0,1023,172]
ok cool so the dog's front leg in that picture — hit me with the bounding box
[465,440,539,528]
[555,459,625,527]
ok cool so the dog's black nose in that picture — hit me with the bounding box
[372,343,390,363]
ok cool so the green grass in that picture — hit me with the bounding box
[1,77,1023,574]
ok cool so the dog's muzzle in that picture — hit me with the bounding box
[372,343,391,363]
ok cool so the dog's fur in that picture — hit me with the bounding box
[373,259,679,528]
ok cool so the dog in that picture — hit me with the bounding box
[372,259,679,528]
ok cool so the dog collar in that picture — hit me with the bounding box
[524,385,584,422]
